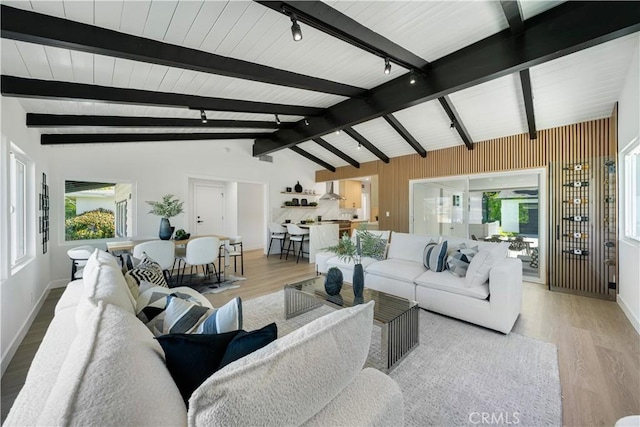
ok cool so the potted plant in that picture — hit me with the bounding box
[146,194,184,240]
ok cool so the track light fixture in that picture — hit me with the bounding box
[275,114,281,125]
[384,58,391,75]
[336,129,341,135]
[409,70,416,85]
[290,13,302,41]
[304,118,309,126]
[200,110,207,124]
[450,121,455,129]
[357,142,362,150]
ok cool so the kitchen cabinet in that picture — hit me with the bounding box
[339,180,362,209]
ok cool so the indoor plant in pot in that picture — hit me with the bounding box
[146,194,184,240]
[322,231,364,298]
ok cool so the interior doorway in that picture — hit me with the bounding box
[193,184,224,236]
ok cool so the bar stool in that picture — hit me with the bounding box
[285,224,309,263]
[267,223,288,258]
[67,245,94,281]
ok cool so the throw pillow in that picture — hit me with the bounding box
[446,243,479,277]
[123,254,168,296]
[465,249,492,287]
[196,297,243,334]
[423,240,448,272]
[156,323,277,405]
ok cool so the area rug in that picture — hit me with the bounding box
[242,291,562,427]
[173,275,246,295]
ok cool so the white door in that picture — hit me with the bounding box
[194,185,224,236]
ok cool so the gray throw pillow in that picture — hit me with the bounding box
[446,243,479,277]
[423,240,448,272]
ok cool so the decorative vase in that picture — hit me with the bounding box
[325,267,343,296]
[159,218,174,240]
[294,181,302,193]
[353,263,364,298]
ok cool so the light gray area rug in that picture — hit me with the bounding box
[177,275,245,295]
[243,291,562,427]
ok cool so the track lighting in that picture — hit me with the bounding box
[275,114,281,125]
[304,118,309,126]
[450,121,455,129]
[200,110,207,124]
[290,13,302,41]
[409,70,416,85]
[357,143,362,150]
[384,58,391,75]
[336,129,341,135]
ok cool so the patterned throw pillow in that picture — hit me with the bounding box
[423,240,448,272]
[135,286,206,323]
[446,243,479,277]
[124,254,168,296]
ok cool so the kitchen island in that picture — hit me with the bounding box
[294,222,339,263]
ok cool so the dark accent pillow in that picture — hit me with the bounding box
[156,331,240,404]
[156,322,278,405]
[423,240,448,272]
[219,322,278,369]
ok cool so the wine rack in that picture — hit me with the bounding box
[561,162,590,261]
[549,157,616,300]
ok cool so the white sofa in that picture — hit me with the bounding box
[5,249,403,426]
[318,232,522,334]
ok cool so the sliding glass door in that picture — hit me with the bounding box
[410,169,546,283]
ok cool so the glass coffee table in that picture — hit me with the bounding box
[284,276,419,373]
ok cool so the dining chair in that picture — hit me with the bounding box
[267,223,288,258]
[285,224,310,263]
[225,236,243,275]
[133,240,176,283]
[177,237,220,284]
[66,245,94,281]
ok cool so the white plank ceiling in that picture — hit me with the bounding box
[0,0,638,171]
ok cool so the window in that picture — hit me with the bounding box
[9,145,30,267]
[64,180,133,241]
[621,137,640,242]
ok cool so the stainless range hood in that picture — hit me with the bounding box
[320,181,345,201]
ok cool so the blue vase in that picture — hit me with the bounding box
[159,218,174,240]
[352,263,364,298]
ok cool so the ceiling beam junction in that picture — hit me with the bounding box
[41,132,271,145]
[500,0,537,139]
[26,114,289,129]
[313,137,360,168]
[382,114,427,157]
[289,146,336,172]
[1,76,323,117]
[253,1,640,156]
[343,128,390,163]
[0,4,365,98]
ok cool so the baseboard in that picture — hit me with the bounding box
[49,278,69,289]
[618,295,640,335]
[0,284,51,377]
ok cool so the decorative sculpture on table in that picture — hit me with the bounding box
[324,267,343,296]
[146,194,184,240]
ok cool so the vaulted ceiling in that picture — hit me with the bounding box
[1,1,639,172]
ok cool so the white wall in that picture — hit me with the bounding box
[238,182,265,250]
[617,34,640,333]
[0,97,51,374]
[41,135,319,284]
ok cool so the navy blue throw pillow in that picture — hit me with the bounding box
[219,322,278,369]
[156,331,239,404]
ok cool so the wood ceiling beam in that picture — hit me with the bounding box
[343,128,390,163]
[255,1,429,71]
[1,76,323,116]
[26,114,287,129]
[437,96,474,150]
[383,114,427,158]
[289,146,336,172]
[254,1,640,155]
[500,0,537,139]
[41,132,271,145]
[0,5,365,98]
[312,137,360,168]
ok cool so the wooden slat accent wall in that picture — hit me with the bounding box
[317,118,612,232]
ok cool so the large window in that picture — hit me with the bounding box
[621,137,640,242]
[9,145,31,268]
[64,180,133,241]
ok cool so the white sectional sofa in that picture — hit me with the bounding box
[318,232,522,334]
[5,249,403,426]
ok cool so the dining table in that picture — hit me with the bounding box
[106,234,231,282]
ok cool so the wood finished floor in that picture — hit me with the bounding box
[2,249,639,426]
